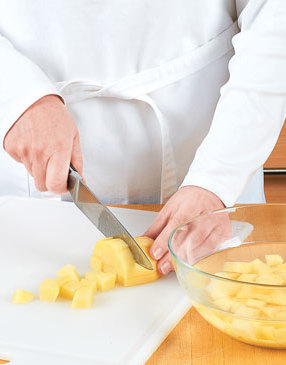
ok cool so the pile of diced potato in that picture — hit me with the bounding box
[193,254,286,347]
[13,236,160,309]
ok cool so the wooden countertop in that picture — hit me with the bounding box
[2,203,286,365]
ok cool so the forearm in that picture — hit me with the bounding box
[181,0,286,206]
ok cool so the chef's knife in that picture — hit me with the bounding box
[68,165,153,270]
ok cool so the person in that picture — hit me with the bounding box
[1,1,285,275]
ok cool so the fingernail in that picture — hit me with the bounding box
[152,247,163,260]
[161,261,172,275]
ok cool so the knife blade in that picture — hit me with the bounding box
[68,165,153,270]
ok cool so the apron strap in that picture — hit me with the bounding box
[57,21,239,203]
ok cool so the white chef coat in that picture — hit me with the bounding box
[0,0,285,205]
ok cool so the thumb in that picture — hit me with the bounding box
[71,134,84,177]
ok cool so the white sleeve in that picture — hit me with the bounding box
[180,0,286,206]
[0,34,63,153]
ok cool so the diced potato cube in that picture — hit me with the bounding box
[71,286,93,309]
[246,298,265,309]
[90,256,102,271]
[255,325,275,340]
[39,279,59,302]
[275,311,286,320]
[79,279,97,294]
[56,264,80,282]
[237,274,257,283]
[213,298,241,312]
[236,285,268,302]
[276,264,286,272]
[86,271,116,291]
[55,276,72,288]
[260,305,278,318]
[256,274,284,285]
[251,259,272,274]
[223,262,252,274]
[59,280,80,300]
[265,254,283,266]
[234,305,260,318]
[277,272,286,282]
[266,292,286,305]
[230,318,256,341]
[206,278,240,299]
[13,289,35,304]
[214,272,240,280]
[275,327,286,341]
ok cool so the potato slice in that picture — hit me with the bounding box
[13,289,35,304]
[71,286,93,309]
[39,279,59,302]
[93,236,160,286]
[56,264,80,282]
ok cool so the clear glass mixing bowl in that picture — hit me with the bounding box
[168,204,286,348]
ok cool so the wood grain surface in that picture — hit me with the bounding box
[264,121,286,169]
[264,174,286,203]
[2,203,286,364]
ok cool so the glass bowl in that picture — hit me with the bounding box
[168,204,286,348]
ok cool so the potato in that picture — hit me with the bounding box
[59,280,80,300]
[256,273,284,285]
[223,261,252,274]
[79,278,97,294]
[251,259,272,274]
[85,271,116,291]
[90,256,102,271]
[56,264,80,282]
[71,286,93,309]
[93,236,160,286]
[265,255,283,266]
[13,289,35,304]
[39,279,59,302]
[196,254,286,347]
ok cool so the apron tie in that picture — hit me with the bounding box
[56,21,239,203]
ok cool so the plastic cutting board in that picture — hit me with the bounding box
[0,197,191,365]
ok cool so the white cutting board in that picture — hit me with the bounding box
[0,197,191,365]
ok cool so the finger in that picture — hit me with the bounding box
[71,134,83,177]
[149,221,176,260]
[31,158,47,191]
[21,157,33,178]
[157,252,174,275]
[144,209,170,239]
[46,150,71,194]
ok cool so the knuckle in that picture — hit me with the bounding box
[47,179,66,193]
[16,142,28,156]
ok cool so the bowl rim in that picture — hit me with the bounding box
[168,203,286,288]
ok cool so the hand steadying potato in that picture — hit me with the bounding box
[4,95,83,194]
[146,186,230,275]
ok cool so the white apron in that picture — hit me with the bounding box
[0,0,268,205]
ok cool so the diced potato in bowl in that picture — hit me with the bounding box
[193,253,286,348]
